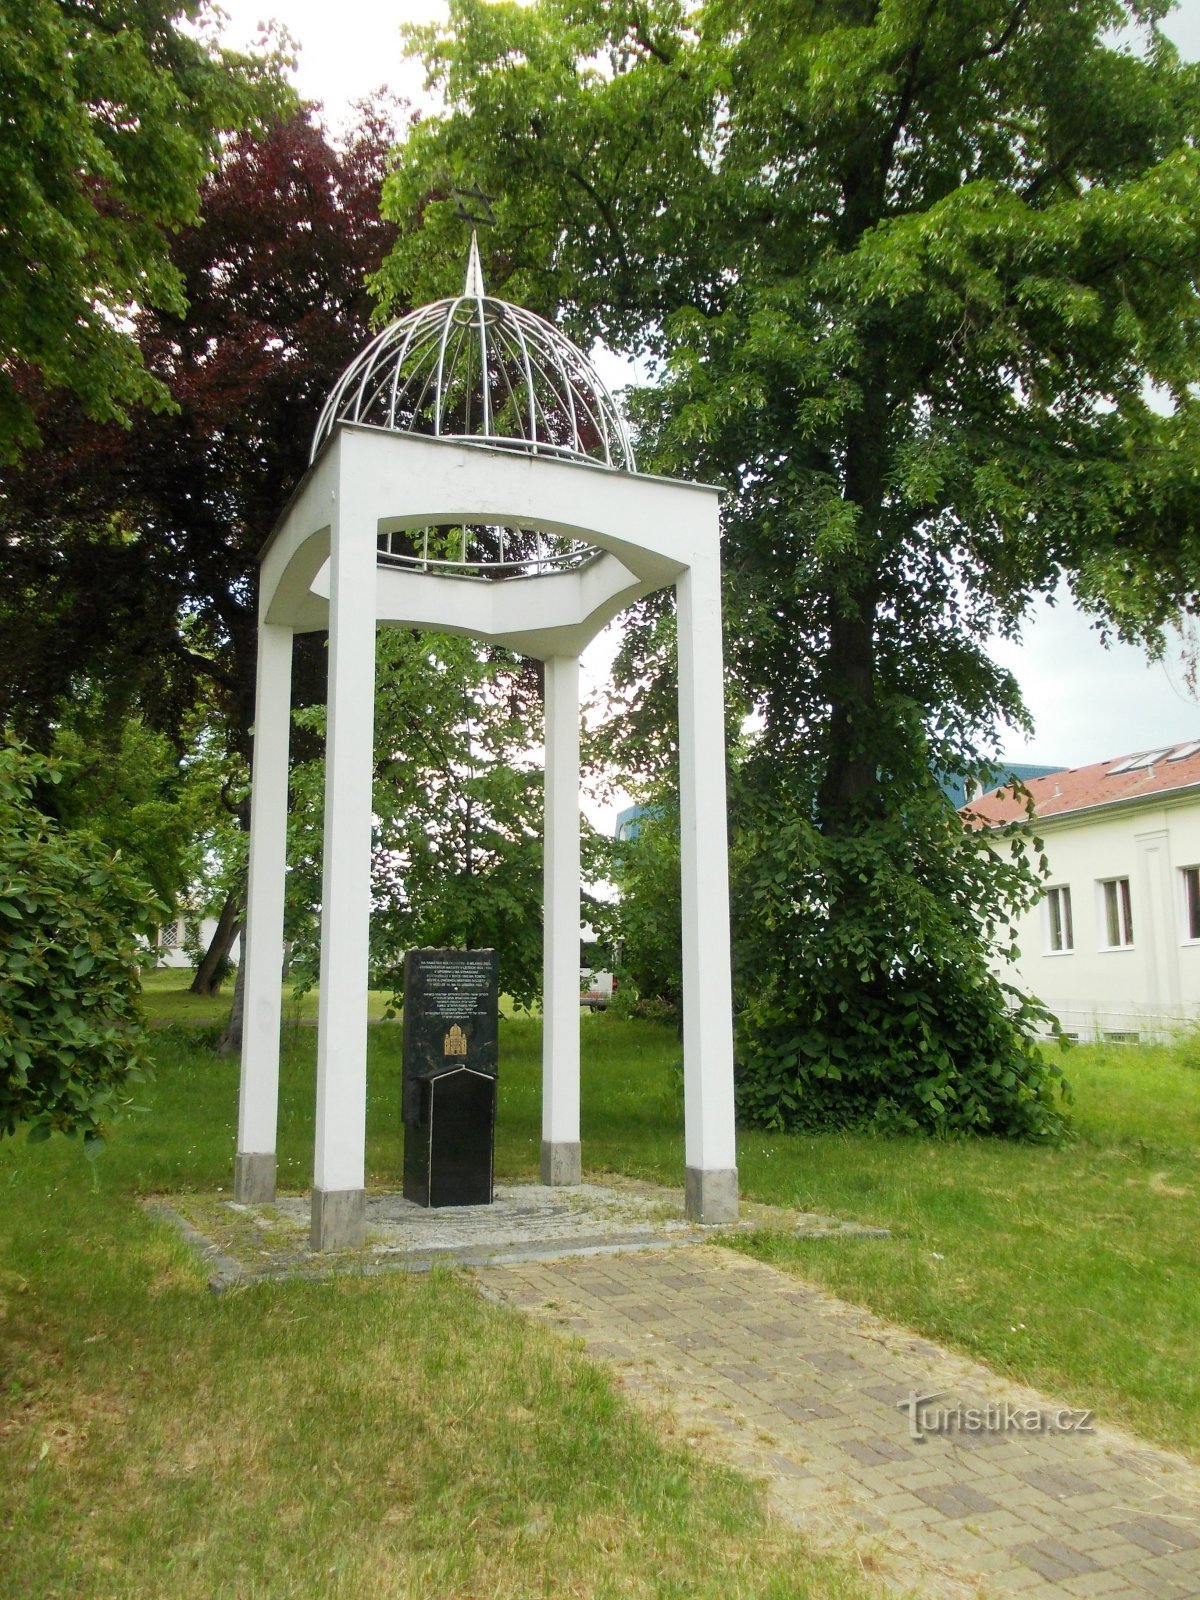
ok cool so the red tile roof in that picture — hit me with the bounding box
[964,740,1200,826]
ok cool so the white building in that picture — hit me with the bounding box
[968,740,1200,1041]
[151,914,241,969]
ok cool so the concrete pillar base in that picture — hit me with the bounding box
[234,1151,277,1204]
[310,1187,366,1251]
[540,1140,582,1186]
[685,1166,739,1225]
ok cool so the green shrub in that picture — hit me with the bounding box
[0,739,160,1145]
[731,769,1073,1143]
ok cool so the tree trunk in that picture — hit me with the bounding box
[218,954,246,1055]
[816,596,882,836]
[816,321,888,839]
[190,893,242,996]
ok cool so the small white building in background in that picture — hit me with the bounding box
[968,739,1200,1041]
[152,914,240,969]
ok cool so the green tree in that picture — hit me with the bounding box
[0,105,405,996]
[378,0,1200,1136]
[0,0,289,460]
[603,793,683,1014]
[1,105,401,752]
[0,739,159,1145]
[42,710,201,911]
[285,629,547,1012]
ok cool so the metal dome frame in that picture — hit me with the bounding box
[234,253,738,1251]
[310,236,635,473]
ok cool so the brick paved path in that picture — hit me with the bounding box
[479,1245,1200,1599]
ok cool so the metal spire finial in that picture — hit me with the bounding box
[464,231,485,297]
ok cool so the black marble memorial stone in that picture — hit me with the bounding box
[402,948,499,1207]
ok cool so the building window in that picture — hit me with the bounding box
[1184,867,1200,941]
[1100,877,1134,948]
[160,918,182,951]
[1045,885,1073,952]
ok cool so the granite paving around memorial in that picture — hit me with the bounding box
[152,1178,889,1286]
[159,1181,1200,1599]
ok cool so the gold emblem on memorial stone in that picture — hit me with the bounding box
[443,1023,467,1057]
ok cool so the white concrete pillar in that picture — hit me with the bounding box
[1136,826,1182,1033]
[676,554,739,1223]
[541,654,582,1184]
[235,622,294,1203]
[311,487,378,1249]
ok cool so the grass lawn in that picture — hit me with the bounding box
[555,1020,1198,1462]
[138,966,399,1027]
[139,967,533,1027]
[501,1016,1199,1464]
[0,1017,869,1600]
[726,1039,1200,1461]
[3,1003,1197,1597]
[497,1012,1198,1461]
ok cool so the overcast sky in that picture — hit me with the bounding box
[217,0,1200,772]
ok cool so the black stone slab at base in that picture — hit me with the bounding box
[402,948,498,1208]
[420,1067,496,1206]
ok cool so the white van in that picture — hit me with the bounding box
[579,969,617,1010]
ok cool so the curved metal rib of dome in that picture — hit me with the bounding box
[311,237,635,472]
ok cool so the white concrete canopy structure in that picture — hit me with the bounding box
[236,253,738,1249]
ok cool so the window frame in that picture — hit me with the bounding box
[1182,866,1200,943]
[1044,884,1074,954]
[1099,876,1134,949]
